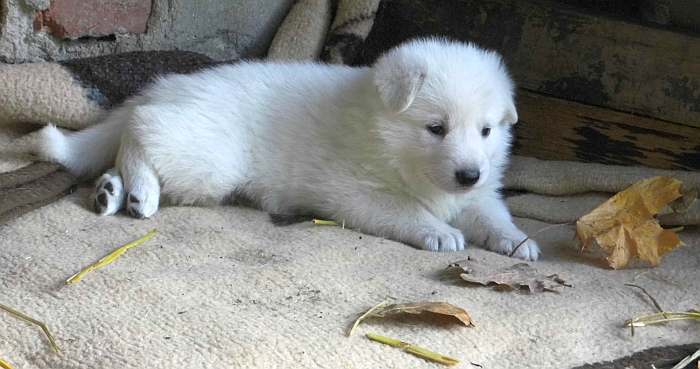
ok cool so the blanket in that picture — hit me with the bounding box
[1,188,698,369]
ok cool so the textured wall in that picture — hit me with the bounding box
[0,0,294,63]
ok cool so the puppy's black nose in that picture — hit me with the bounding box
[455,169,480,187]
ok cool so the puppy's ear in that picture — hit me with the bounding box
[373,54,426,113]
[503,101,518,125]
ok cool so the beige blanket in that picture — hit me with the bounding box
[1,185,699,369]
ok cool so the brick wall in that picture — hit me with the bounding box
[0,0,294,63]
[33,0,152,39]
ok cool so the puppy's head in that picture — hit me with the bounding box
[373,38,517,193]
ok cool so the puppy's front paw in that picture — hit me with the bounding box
[487,233,541,261]
[416,225,465,252]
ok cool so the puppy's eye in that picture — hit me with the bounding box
[427,122,445,136]
[481,127,491,137]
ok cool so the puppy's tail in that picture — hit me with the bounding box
[36,114,126,178]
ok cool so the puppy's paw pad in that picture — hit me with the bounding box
[103,181,114,195]
[93,173,125,216]
[419,226,465,252]
[96,192,108,207]
[126,193,143,218]
[127,193,140,204]
[125,192,158,219]
[126,206,144,219]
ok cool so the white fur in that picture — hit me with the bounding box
[37,38,540,260]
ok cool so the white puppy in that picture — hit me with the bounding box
[37,38,540,260]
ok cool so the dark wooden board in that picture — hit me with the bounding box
[570,343,699,369]
[356,0,700,128]
[513,90,700,170]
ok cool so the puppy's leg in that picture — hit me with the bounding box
[336,193,465,252]
[93,168,126,215]
[452,195,540,261]
[117,138,160,219]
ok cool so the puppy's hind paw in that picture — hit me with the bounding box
[417,225,465,252]
[125,191,158,219]
[93,170,125,216]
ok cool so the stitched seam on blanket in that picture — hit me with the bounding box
[330,12,376,34]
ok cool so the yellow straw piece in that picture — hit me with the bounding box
[312,219,338,226]
[348,300,390,336]
[626,311,700,327]
[0,303,60,353]
[366,333,459,366]
[0,357,15,369]
[66,229,157,284]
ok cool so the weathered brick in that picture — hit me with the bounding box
[34,0,152,39]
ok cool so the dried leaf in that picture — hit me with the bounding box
[348,301,473,336]
[449,260,570,293]
[371,302,474,326]
[576,177,685,269]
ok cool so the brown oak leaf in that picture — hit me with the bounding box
[449,260,570,293]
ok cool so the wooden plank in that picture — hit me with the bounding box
[513,90,700,170]
[356,0,700,127]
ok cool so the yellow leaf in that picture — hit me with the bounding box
[576,177,684,269]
